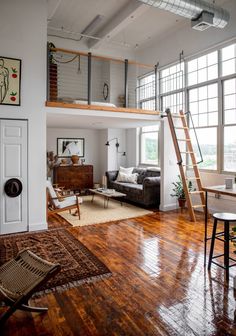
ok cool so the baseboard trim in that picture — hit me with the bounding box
[29,222,48,232]
[159,203,178,211]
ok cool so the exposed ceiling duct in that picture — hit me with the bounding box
[137,0,230,30]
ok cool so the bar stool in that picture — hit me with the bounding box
[208,212,236,280]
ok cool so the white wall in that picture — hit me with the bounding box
[126,128,139,167]
[47,128,101,181]
[107,128,127,171]
[0,0,47,231]
[98,129,108,181]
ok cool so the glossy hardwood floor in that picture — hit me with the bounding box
[2,210,236,336]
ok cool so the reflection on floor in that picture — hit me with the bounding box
[2,209,236,336]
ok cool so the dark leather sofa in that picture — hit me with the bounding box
[106,167,161,208]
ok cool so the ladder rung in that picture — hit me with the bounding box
[177,139,191,141]
[189,191,204,195]
[180,151,194,154]
[171,115,185,118]
[175,127,188,129]
[192,204,205,209]
[186,177,200,180]
[182,164,197,167]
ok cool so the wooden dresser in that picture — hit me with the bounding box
[53,165,93,191]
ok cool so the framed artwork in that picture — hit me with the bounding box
[0,56,21,106]
[57,138,85,158]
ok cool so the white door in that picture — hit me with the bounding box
[0,119,28,234]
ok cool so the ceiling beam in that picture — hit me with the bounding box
[87,0,148,49]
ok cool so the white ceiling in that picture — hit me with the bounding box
[46,111,160,129]
[47,0,229,50]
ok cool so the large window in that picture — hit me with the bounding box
[138,73,156,110]
[138,41,236,173]
[140,125,159,165]
[223,78,236,171]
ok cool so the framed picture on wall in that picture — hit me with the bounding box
[0,56,21,106]
[57,138,85,158]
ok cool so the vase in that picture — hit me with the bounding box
[178,198,186,208]
[71,155,79,165]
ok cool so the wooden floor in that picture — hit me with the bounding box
[2,210,236,336]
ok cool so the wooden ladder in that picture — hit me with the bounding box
[166,109,205,222]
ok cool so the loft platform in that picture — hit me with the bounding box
[45,101,160,116]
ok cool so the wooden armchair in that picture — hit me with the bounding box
[46,180,82,219]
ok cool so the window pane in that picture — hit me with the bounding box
[198,86,207,100]
[188,72,197,86]
[208,112,218,125]
[207,51,218,66]
[199,100,207,113]
[162,92,184,114]
[198,68,207,83]
[189,88,198,102]
[224,78,236,94]
[160,66,184,94]
[189,102,198,114]
[223,78,236,125]
[224,126,236,172]
[222,44,235,61]
[141,132,158,165]
[187,51,218,85]
[208,65,218,80]
[224,94,236,110]
[208,98,218,112]
[222,59,236,76]
[198,55,207,69]
[208,83,218,98]
[188,59,197,72]
[190,128,217,170]
[225,109,236,124]
[189,83,218,127]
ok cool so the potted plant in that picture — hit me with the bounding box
[171,175,194,208]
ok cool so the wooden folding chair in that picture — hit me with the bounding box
[0,249,61,325]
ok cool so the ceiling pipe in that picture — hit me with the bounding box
[137,0,230,29]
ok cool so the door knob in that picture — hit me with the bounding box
[4,178,23,197]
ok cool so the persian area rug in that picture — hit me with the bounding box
[60,196,153,227]
[0,229,111,296]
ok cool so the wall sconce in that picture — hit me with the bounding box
[105,138,126,156]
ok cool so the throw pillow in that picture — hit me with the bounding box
[116,172,138,184]
[119,166,134,175]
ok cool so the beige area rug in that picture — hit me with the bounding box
[59,195,153,227]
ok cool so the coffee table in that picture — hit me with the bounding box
[89,189,126,208]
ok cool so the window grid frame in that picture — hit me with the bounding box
[138,40,236,173]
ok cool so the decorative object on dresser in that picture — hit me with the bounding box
[57,137,84,158]
[54,165,93,192]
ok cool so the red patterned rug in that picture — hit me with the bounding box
[0,229,111,296]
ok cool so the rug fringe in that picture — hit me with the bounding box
[32,272,112,298]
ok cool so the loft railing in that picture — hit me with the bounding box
[47,44,158,112]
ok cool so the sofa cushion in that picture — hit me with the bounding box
[119,166,134,175]
[132,168,147,184]
[116,172,138,184]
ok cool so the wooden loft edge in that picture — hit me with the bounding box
[45,101,160,116]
